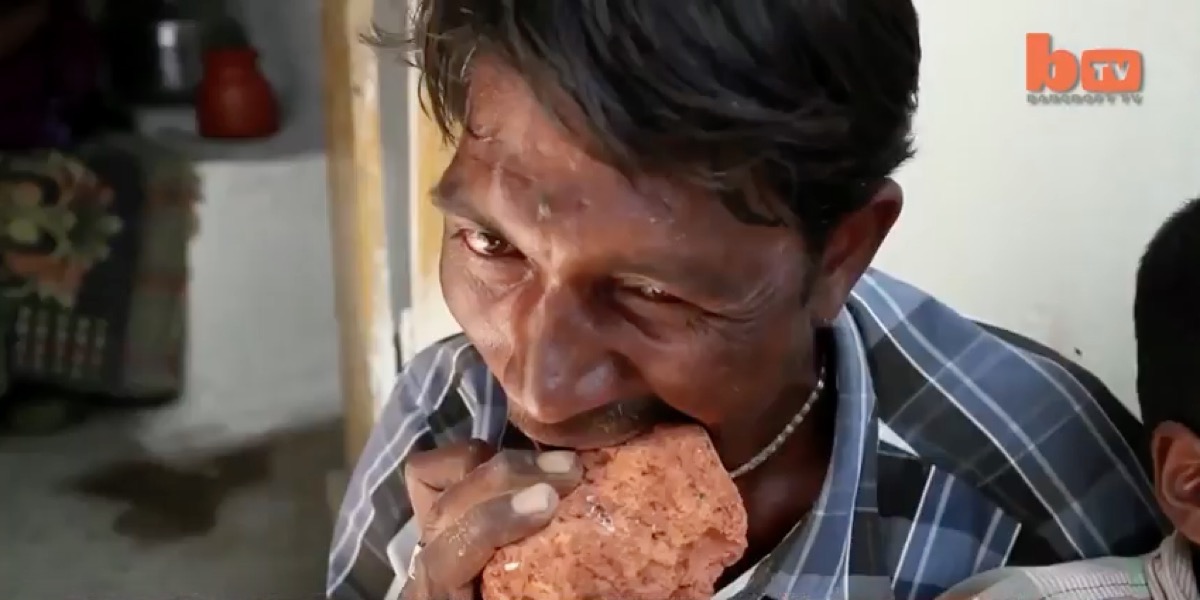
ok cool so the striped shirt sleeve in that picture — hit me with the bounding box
[936,557,1151,600]
[326,336,479,600]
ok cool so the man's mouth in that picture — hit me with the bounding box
[507,397,677,450]
[508,407,648,450]
[528,428,645,451]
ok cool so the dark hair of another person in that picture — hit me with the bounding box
[1134,197,1200,435]
[390,0,921,247]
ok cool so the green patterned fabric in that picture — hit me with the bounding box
[0,135,198,400]
[0,150,122,305]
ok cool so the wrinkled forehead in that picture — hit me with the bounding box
[462,56,601,168]
[460,57,803,230]
[459,57,797,233]
[456,57,674,221]
[448,57,808,286]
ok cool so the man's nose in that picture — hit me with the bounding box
[517,288,620,424]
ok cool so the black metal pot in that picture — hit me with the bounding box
[100,0,208,106]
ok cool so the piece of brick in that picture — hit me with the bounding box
[481,424,748,600]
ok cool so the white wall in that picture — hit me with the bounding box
[134,0,344,455]
[881,0,1200,410]
[402,0,1200,414]
[137,157,342,455]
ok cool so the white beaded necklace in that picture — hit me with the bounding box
[727,366,826,480]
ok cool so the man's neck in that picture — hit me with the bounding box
[721,335,838,580]
[711,329,833,469]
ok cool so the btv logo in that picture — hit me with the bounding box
[1025,33,1143,105]
[1025,33,1143,93]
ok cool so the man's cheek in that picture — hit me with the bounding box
[445,285,515,360]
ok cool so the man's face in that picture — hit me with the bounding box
[437,58,884,450]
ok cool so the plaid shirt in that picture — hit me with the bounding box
[327,269,1168,600]
[940,533,1197,600]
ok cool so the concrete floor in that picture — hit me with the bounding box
[0,407,341,600]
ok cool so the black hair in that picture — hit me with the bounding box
[392,0,921,245]
[1134,197,1200,434]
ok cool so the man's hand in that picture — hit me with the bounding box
[400,440,583,600]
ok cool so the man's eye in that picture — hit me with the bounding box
[627,283,680,304]
[462,230,516,257]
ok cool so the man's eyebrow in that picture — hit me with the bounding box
[429,177,492,226]
[429,177,463,212]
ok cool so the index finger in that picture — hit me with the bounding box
[404,439,495,528]
[418,482,561,591]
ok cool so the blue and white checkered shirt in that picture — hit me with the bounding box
[327,269,1168,600]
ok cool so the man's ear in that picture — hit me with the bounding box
[1152,421,1200,542]
[808,179,903,323]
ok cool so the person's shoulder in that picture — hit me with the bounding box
[402,333,479,382]
[854,268,1133,420]
[938,556,1151,600]
[857,269,1161,550]
[381,333,496,421]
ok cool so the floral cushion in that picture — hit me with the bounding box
[0,150,122,305]
[0,135,198,400]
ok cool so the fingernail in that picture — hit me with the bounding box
[511,483,556,515]
[536,451,576,474]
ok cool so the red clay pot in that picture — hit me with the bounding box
[196,48,280,139]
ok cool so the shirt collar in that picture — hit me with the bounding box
[751,304,892,600]
[1148,532,1198,599]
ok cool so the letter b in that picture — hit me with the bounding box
[1026,33,1079,93]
